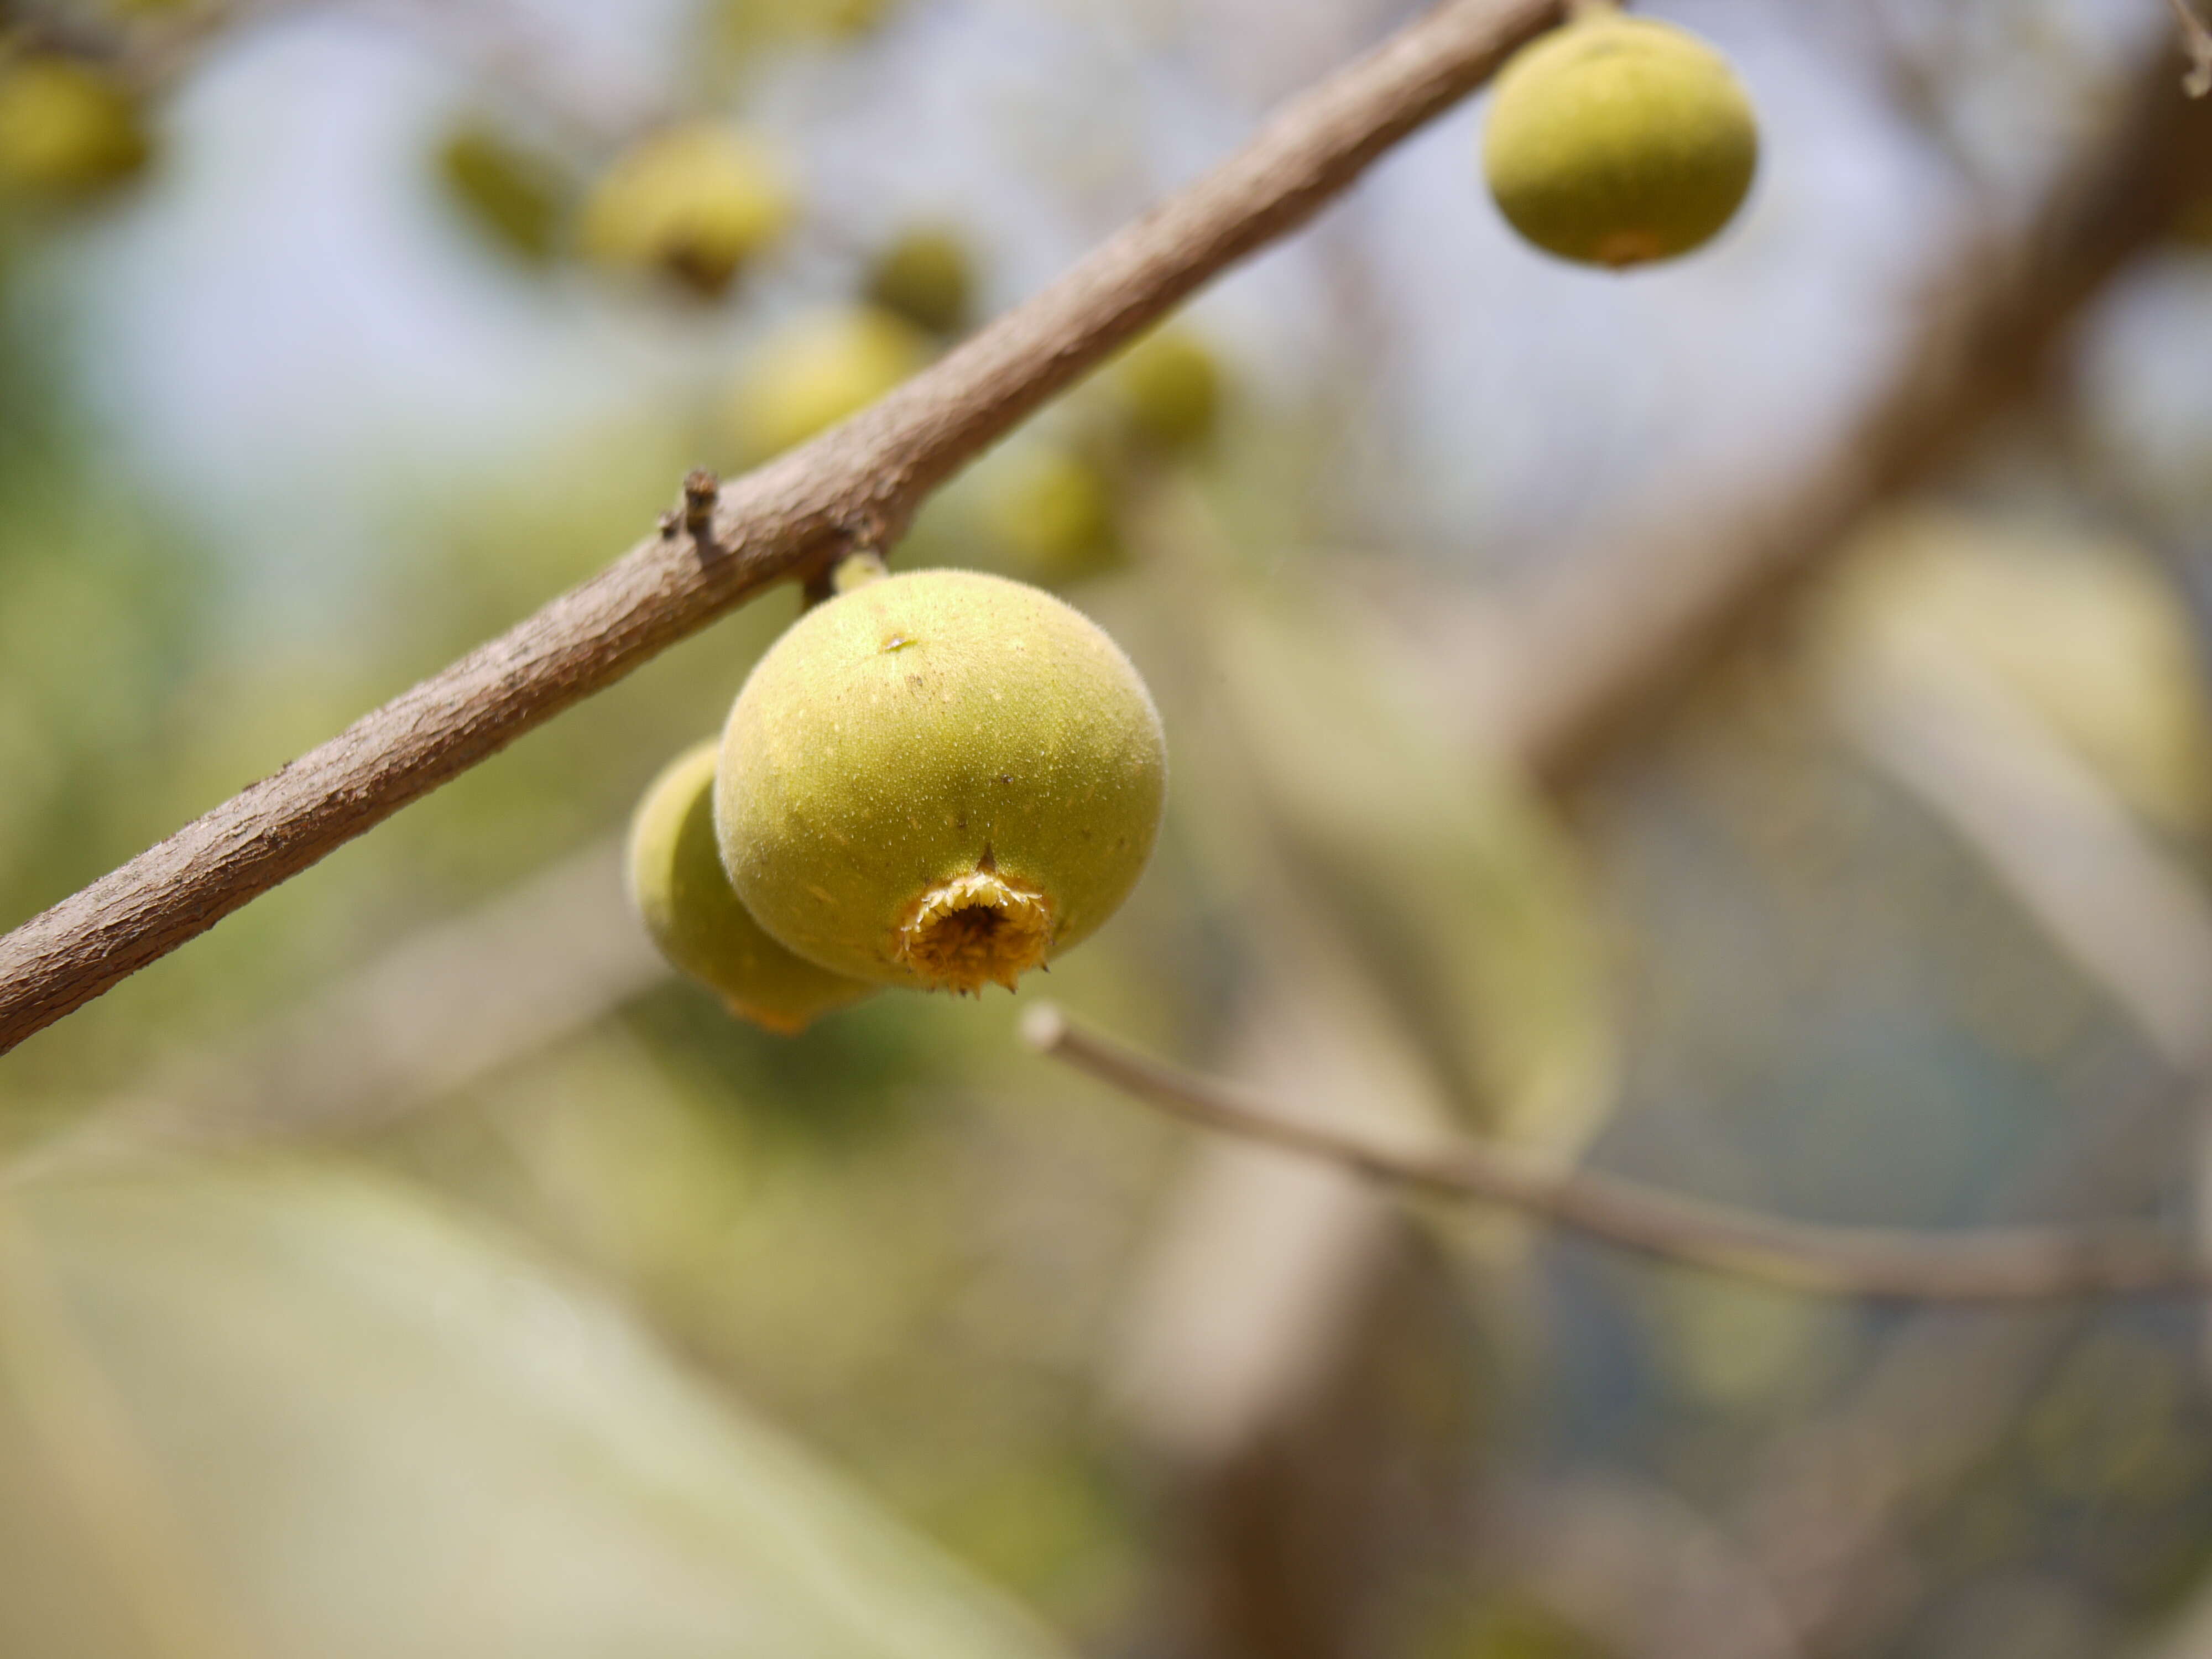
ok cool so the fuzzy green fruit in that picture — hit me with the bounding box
[716,569,1166,993]
[726,304,931,461]
[0,57,150,199]
[1481,14,1757,269]
[580,122,792,296]
[628,740,874,1033]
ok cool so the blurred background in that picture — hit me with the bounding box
[3,0,2212,1655]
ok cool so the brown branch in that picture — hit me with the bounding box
[0,0,1566,1056]
[1021,1004,2212,1302]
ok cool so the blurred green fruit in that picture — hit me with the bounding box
[580,122,792,297]
[0,56,150,200]
[863,225,976,337]
[980,445,1121,584]
[1112,328,1222,453]
[627,740,874,1033]
[1481,14,1757,268]
[717,569,1167,994]
[726,304,931,460]
[719,0,900,49]
[435,121,571,265]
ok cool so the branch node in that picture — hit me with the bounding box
[682,469,721,556]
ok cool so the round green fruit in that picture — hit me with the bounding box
[627,740,874,1034]
[716,569,1167,994]
[0,57,150,200]
[1481,14,1757,269]
[580,122,792,296]
[726,304,931,461]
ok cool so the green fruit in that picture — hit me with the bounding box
[726,304,931,461]
[863,225,975,337]
[1112,329,1221,452]
[0,57,150,200]
[1481,14,1757,268]
[716,569,1167,993]
[436,121,571,265]
[627,740,874,1033]
[580,122,792,296]
[979,444,1120,584]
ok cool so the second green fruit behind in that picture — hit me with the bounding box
[716,569,1166,994]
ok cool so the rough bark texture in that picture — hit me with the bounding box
[0,0,1565,1053]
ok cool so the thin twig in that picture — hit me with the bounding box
[0,0,1565,1057]
[1021,1004,2212,1302]
[2170,0,2212,97]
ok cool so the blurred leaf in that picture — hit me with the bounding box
[0,1163,1076,1659]
[434,119,576,267]
[1815,507,2212,835]
[1210,580,1616,1154]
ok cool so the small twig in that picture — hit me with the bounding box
[1020,1004,2212,1302]
[2172,0,2212,96]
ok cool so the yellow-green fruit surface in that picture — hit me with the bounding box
[580,123,791,296]
[0,58,150,199]
[727,304,931,461]
[717,569,1167,993]
[627,741,874,1033]
[1481,15,1756,268]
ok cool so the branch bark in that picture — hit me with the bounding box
[1023,1004,2212,1303]
[0,0,1566,1056]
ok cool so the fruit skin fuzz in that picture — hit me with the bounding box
[626,741,874,1033]
[716,568,1167,993]
[1481,14,1759,269]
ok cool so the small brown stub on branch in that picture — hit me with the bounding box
[682,469,721,554]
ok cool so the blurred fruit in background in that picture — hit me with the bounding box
[434,118,575,267]
[0,55,150,201]
[725,303,931,460]
[863,224,977,340]
[1107,328,1222,457]
[1480,13,1759,268]
[580,121,793,298]
[716,0,904,52]
[975,442,1121,586]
